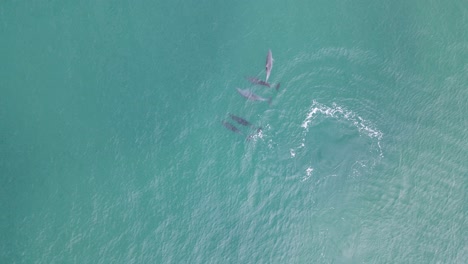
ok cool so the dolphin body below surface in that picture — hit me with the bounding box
[229,114,263,132]
[229,114,252,127]
[246,77,281,91]
[265,49,273,82]
[246,77,271,87]
[222,121,244,135]
[236,88,272,105]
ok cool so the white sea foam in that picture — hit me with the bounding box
[301,167,314,182]
[294,100,384,180]
[248,129,263,142]
[290,149,296,158]
[301,100,383,143]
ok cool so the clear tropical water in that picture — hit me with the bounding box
[1,1,467,263]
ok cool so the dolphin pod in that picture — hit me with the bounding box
[222,49,279,140]
[237,49,278,104]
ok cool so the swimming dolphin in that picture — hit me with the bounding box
[275,82,280,90]
[265,49,273,82]
[246,77,271,88]
[229,114,263,132]
[236,88,272,105]
[229,114,252,127]
[222,121,244,135]
[246,77,281,91]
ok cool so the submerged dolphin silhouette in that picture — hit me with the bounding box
[246,77,271,88]
[246,77,280,90]
[236,88,272,105]
[222,121,244,135]
[229,114,263,132]
[229,114,252,127]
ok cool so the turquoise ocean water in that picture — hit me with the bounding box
[1,1,467,263]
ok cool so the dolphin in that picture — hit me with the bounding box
[236,88,272,105]
[222,121,244,135]
[246,77,271,88]
[265,49,273,82]
[245,77,281,91]
[229,114,252,127]
[275,82,280,90]
[229,114,263,132]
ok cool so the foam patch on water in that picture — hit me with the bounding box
[290,149,296,158]
[301,100,383,156]
[301,167,314,182]
[248,128,264,142]
[293,100,384,179]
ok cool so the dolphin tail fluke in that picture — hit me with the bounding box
[275,83,280,91]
